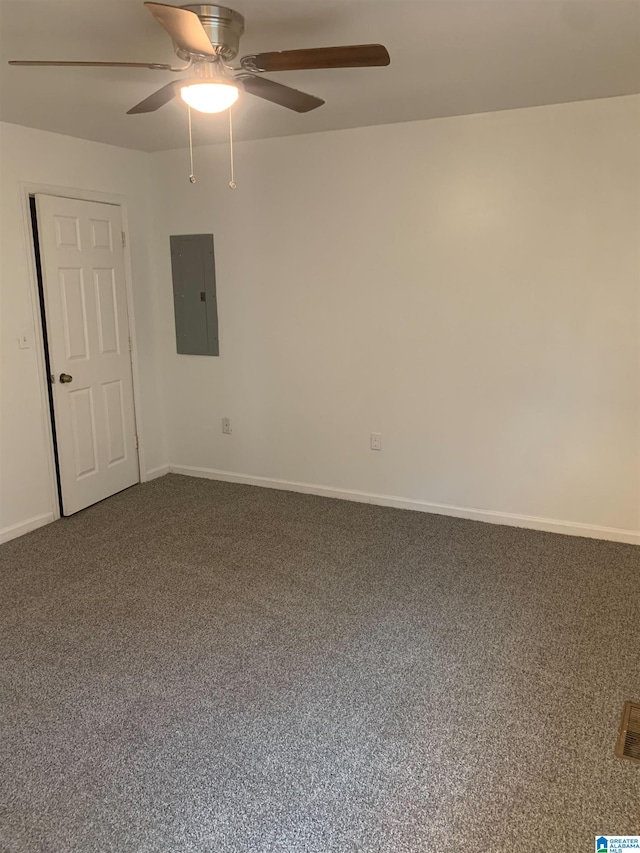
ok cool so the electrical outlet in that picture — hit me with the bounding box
[370,432,382,451]
[222,417,232,435]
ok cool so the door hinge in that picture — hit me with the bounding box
[121,231,126,248]
[135,434,139,450]
[128,335,133,352]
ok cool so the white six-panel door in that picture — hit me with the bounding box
[36,194,139,515]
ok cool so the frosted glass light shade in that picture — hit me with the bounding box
[180,83,238,114]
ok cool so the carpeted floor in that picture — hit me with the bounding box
[0,474,638,852]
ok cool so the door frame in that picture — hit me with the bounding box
[20,181,147,521]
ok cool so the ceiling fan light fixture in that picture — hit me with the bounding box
[180,82,238,113]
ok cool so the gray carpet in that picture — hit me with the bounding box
[1,474,638,852]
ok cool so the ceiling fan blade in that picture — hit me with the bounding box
[144,2,216,56]
[9,60,179,70]
[127,80,183,114]
[239,74,324,112]
[241,44,390,73]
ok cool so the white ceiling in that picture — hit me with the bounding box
[1,0,639,152]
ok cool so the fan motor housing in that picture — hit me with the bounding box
[179,4,245,61]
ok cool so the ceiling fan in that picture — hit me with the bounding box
[9,2,391,116]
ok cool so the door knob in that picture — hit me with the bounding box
[59,373,73,384]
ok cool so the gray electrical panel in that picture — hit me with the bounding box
[170,233,219,356]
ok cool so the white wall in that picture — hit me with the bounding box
[0,122,168,541]
[2,98,638,545]
[151,95,640,543]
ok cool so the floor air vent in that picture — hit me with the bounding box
[615,702,640,764]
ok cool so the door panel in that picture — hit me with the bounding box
[89,218,113,250]
[54,215,81,249]
[69,386,98,478]
[103,380,126,466]
[60,267,89,360]
[94,268,119,355]
[36,194,139,515]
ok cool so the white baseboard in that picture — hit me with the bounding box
[2,470,636,547]
[0,512,55,545]
[169,464,640,546]
[145,465,170,482]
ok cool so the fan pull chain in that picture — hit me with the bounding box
[228,108,237,189]
[188,105,195,184]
